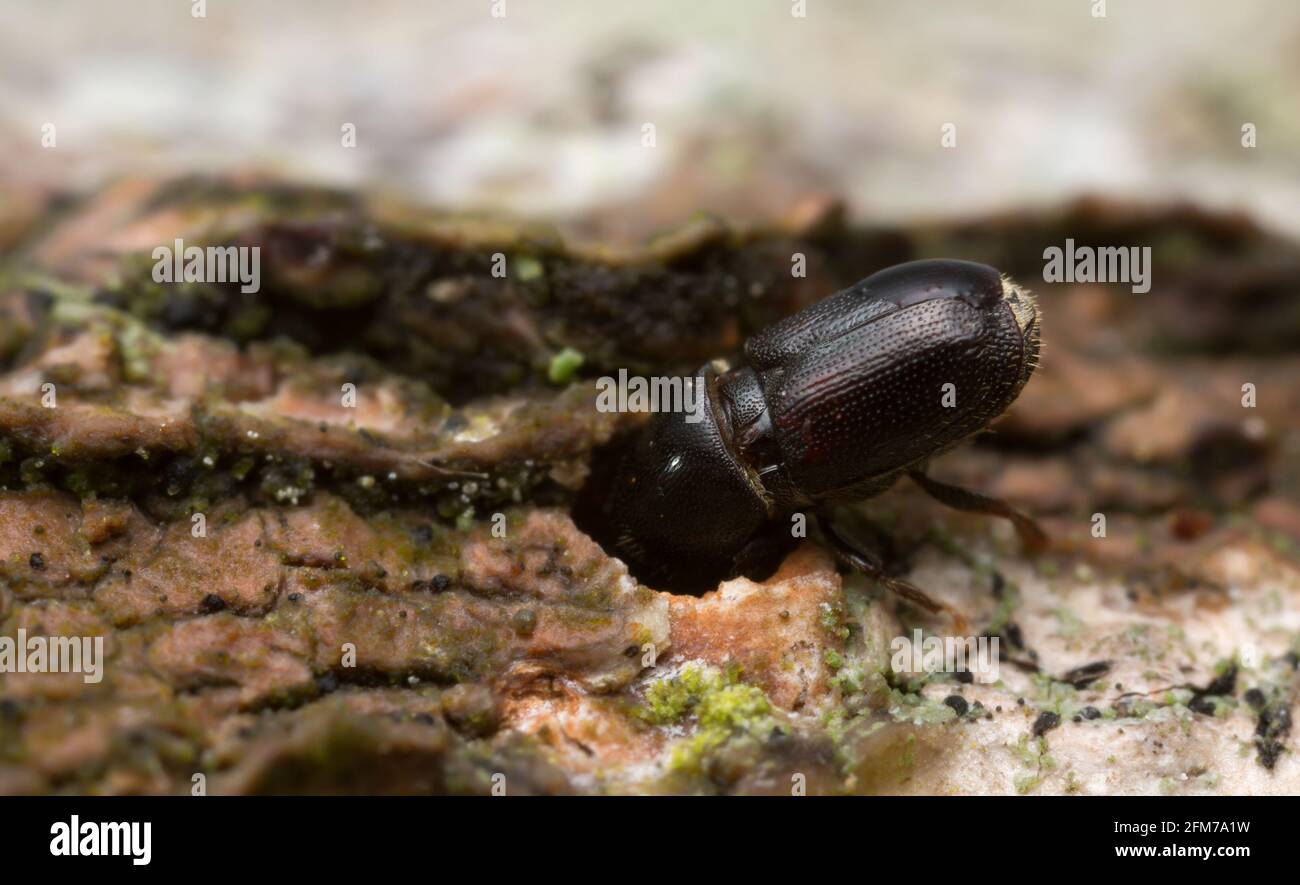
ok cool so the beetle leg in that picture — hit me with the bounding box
[907,469,1048,551]
[819,516,970,634]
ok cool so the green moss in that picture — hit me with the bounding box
[638,666,713,724]
[636,664,781,778]
[638,663,767,726]
[696,682,772,731]
[514,255,545,282]
[547,347,584,385]
[117,319,162,384]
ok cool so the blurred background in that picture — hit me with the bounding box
[2,0,1298,240]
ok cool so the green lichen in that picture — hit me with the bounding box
[1030,673,1081,718]
[454,508,476,532]
[1051,607,1084,639]
[887,688,958,726]
[1012,772,1038,794]
[829,662,868,695]
[1012,734,1058,794]
[818,600,850,640]
[985,580,1021,635]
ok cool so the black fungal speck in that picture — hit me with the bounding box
[199,593,227,614]
[1060,660,1111,690]
[1032,711,1061,737]
[943,695,969,717]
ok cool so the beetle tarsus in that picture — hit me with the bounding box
[820,517,971,634]
[907,469,1048,551]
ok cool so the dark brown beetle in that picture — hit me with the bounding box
[576,259,1045,603]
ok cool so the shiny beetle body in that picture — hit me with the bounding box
[578,259,1042,595]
